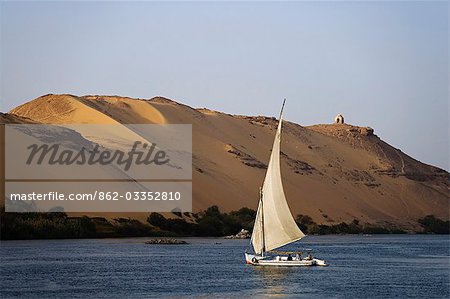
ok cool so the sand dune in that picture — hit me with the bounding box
[4,94,449,228]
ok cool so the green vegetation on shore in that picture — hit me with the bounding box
[0,206,255,240]
[0,209,175,240]
[147,206,255,237]
[1,206,448,240]
[295,215,407,235]
[418,215,450,234]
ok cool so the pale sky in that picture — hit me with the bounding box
[1,1,448,170]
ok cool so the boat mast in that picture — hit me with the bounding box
[260,186,265,257]
[261,99,285,257]
[253,99,287,257]
[280,98,286,120]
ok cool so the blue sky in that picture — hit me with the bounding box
[1,1,448,170]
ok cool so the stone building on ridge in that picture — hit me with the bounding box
[335,114,344,124]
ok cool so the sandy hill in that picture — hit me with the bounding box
[4,94,449,229]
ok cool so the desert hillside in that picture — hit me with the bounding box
[4,94,449,229]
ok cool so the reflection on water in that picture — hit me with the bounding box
[1,235,449,298]
[255,267,294,295]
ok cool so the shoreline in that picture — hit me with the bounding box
[2,232,448,242]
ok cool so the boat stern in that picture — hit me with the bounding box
[313,258,328,266]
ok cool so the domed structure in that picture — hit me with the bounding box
[335,114,344,124]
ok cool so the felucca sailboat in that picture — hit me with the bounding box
[245,100,327,267]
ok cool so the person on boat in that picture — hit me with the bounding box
[287,254,293,261]
[296,253,301,260]
[307,252,313,260]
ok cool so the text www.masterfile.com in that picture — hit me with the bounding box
[8,191,183,201]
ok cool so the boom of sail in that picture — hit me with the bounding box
[251,101,305,255]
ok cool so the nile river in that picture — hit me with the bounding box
[1,235,449,298]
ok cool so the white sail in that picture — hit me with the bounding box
[250,198,264,254]
[251,102,305,255]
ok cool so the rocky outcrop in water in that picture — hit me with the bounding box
[225,229,251,239]
[145,239,188,245]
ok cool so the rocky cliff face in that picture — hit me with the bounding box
[3,94,449,229]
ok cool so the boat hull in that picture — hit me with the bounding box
[245,253,327,267]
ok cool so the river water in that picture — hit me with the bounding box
[1,235,449,298]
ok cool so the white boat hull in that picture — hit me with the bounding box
[245,253,327,267]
